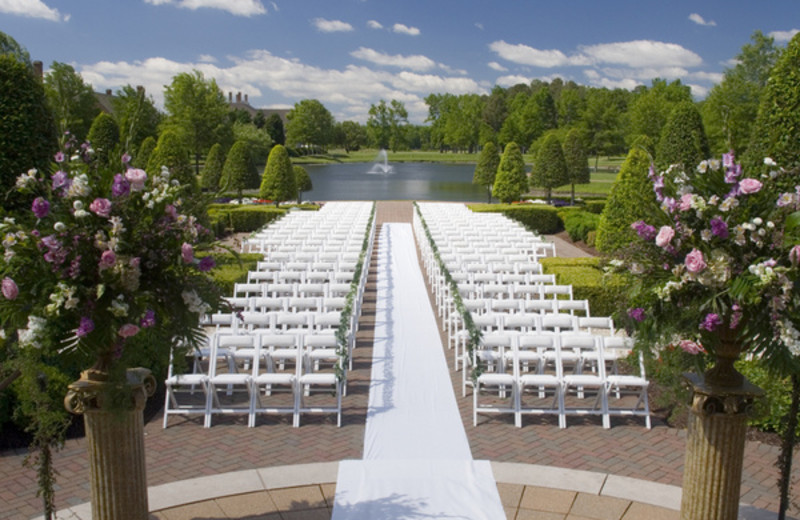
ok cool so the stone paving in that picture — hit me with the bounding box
[1,201,798,520]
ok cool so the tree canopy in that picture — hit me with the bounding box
[221,140,253,200]
[259,144,296,205]
[473,142,500,203]
[367,99,408,151]
[531,133,568,203]
[200,142,225,191]
[112,85,161,155]
[293,165,312,203]
[492,142,527,203]
[43,61,99,142]
[285,99,334,151]
[562,128,590,204]
[655,101,710,170]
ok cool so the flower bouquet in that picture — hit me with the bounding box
[615,151,800,386]
[0,136,224,382]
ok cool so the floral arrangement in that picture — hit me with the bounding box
[0,136,224,378]
[613,151,800,374]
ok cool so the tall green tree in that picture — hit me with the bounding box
[595,147,658,253]
[563,129,591,205]
[702,31,782,155]
[146,129,194,189]
[744,31,800,176]
[627,78,692,150]
[655,101,710,170]
[43,61,99,142]
[264,113,285,145]
[232,121,273,173]
[492,142,527,203]
[162,70,232,177]
[112,85,161,155]
[531,133,568,203]
[473,142,500,203]
[221,140,253,201]
[200,143,225,191]
[86,112,120,172]
[134,136,156,169]
[293,165,312,203]
[335,121,368,153]
[580,87,629,169]
[0,31,30,65]
[259,144,296,206]
[285,99,334,151]
[480,86,508,145]
[367,99,408,151]
[0,53,57,203]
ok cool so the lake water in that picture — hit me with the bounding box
[304,162,488,202]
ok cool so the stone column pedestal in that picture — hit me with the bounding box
[65,367,156,520]
[680,373,763,520]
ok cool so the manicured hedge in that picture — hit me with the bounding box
[539,257,630,318]
[468,203,563,234]
[207,205,286,236]
[584,200,606,214]
[205,252,262,295]
[560,210,599,243]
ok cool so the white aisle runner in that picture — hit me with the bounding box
[332,223,505,519]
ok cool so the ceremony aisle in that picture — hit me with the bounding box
[332,223,505,519]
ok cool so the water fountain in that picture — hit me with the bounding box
[367,149,394,174]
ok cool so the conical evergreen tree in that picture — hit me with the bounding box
[473,142,500,203]
[594,147,658,253]
[259,144,297,207]
[531,133,567,203]
[293,165,312,203]
[655,101,709,170]
[563,129,590,205]
[87,112,120,172]
[134,136,156,169]
[200,143,226,191]
[492,142,527,203]
[220,140,251,201]
[146,129,195,189]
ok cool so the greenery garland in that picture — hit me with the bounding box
[335,203,376,381]
[412,202,483,381]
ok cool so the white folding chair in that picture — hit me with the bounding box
[515,338,565,428]
[561,335,609,429]
[163,345,210,428]
[205,334,255,427]
[295,346,343,427]
[603,338,651,429]
[250,335,297,427]
[473,334,517,426]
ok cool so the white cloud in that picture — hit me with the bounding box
[393,23,420,36]
[312,17,353,33]
[144,0,267,16]
[389,71,483,95]
[769,29,799,42]
[496,74,534,87]
[580,40,702,68]
[489,40,581,67]
[0,0,66,21]
[198,54,218,63]
[687,84,709,98]
[488,61,507,72]
[270,1,278,12]
[474,22,484,31]
[688,70,723,83]
[689,13,716,27]
[351,47,436,71]
[367,19,383,29]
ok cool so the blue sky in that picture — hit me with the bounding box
[3,0,798,123]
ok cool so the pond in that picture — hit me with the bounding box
[303,162,488,202]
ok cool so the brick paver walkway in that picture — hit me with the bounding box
[1,201,797,519]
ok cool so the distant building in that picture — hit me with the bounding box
[227,91,290,124]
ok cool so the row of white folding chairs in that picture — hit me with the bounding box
[244,237,365,255]
[452,313,613,371]
[163,331,344,428]
[256,252,361,269]
[228,282,353,302]
[468,332,650,429]
[245,267,356,285]
[212,296,349,315]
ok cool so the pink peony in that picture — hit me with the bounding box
[125,168,147,191]
[99,249,116,270]
[679,193,693,211]
[738,178,762,195]
[89,198,112,218]
[181,242,193,264]
[679,340,705,355]
[2,277,18,300]
[118,324,140,338]
[684,248,707,274]
[655,226,675,248]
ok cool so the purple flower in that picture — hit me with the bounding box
[77,317,95,338]
[89,198,112,218]
[2,277,18,300]
[628,308,646,322]
[631,220,657,241]
[722,150,735,169]
[700,313,723,332]
[54,151,65,163]
[51,170,71,192]
[730,304,743,329]
[32,197,50,219]
[709,217,729,238]
[121,153,131,165]
[140,310,156,328]
[197,256,215,272]
[112,174,131,197]
[738,178,762,195]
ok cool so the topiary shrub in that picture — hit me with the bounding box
[594,147,658,254]
[260,144,297,206]
[584,200,606,214]
[531,133,567,203]
[200,143,225,191]
[492,142,528,203]
[86,112,120,171]
[560,210,599,243]
[539,257,629,317]
[469,203,563,234]
[146,129,195,189]
[220,140,253,200]
[207,205,285,235]
[135,135,156,169]
[655,101,710,170]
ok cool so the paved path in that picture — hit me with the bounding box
[1,201,797,520]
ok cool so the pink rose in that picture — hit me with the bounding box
[684,248,707,273]
[679,193,693,211]
[125,168,147,191]
[181,242,193,264]
[2,277,18,300]
[679,340,705,355]
[118,324,140,338]
[655,226,675,248]
[99,249,116,270]
[89,198,112,218]
[738,178,762,195]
